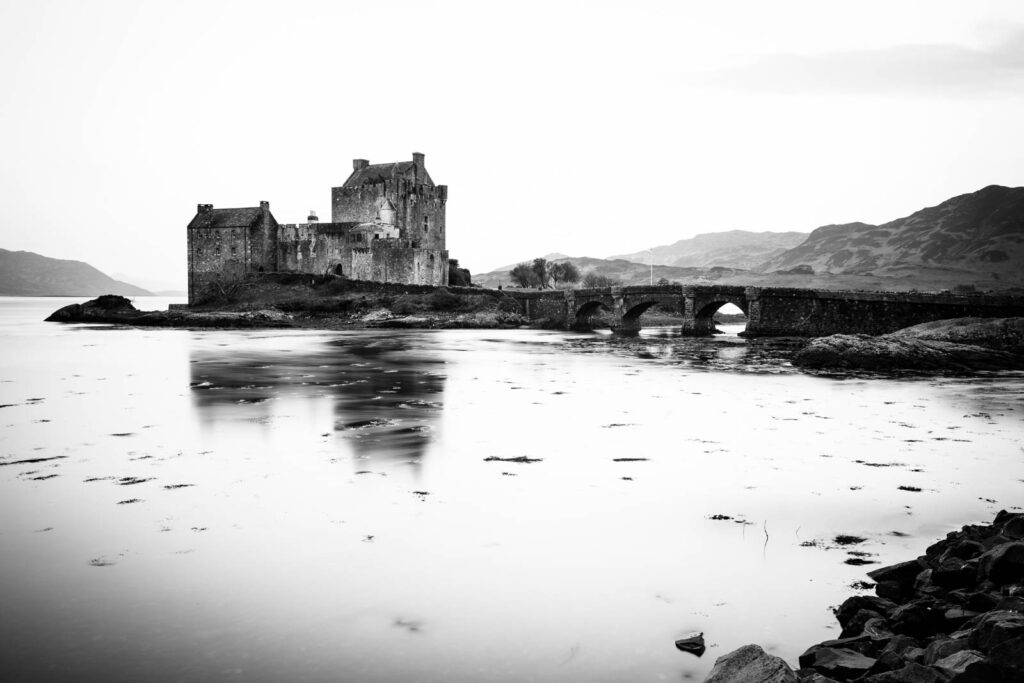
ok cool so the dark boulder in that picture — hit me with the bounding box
[861,662,945,682]
[967,610,1024,651]
[977,542,1024,585]
[988,634,1024,680]
[836,596,896,630]
[889,600,946,639]
[932,650,996,682]
[921,637,970,665]
[798,647,875,680]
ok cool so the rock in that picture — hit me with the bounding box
[932,650,996,682]
[889,600,946,638]
[967,610,1024,651]
[702,644,797,683]
[932,559,975,590]
[994,596,1024,612]
[921,637,970,665]
[798,646,876,680]
[942,607,979,631]
[675,632,706,656]
[889,317,1024,351]
[977,542,1024,585]
[1000,516,1024,541]
[869,561,927,594]
[839,610,886,639]
[45,294,138,322]
[861,662,948,682]
[988,634,1024,680]
[793,333,1024,372]
[835,596,897,630]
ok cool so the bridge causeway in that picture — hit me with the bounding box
[504,284,1024,337]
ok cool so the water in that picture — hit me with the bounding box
[2,297,1022,682]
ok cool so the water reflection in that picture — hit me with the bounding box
[189,335,446,465]
[562,325,805,373]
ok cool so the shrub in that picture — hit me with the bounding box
[427,287,461,311]
[392,295,421,315]
[497,296,520,313]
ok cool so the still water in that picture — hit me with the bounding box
[1,297,1022,682]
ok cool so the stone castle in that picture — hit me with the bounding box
[187,152,448,303]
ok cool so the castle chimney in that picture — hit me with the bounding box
[197,203,212,213]
[353,159,369,171]
[260,201,269,217]
[307,210,319,222]
[412,152,425,169]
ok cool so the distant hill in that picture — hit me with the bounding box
[472,256,748,289]
[610,230,808,270]
[756,185,1024,285]
[0,249,152,296]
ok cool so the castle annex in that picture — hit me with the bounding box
[187,153,449,303]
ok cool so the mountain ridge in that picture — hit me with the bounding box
[609,230,808,270]
[756,185,1024,282]
[0,249,152,296]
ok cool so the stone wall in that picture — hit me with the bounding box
[746,288,1024,337]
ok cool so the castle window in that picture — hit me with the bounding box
[230,245,237,256]
[423,216,429,233]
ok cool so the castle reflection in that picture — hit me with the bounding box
[188,333,446,464]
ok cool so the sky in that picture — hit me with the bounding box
[2,0,1024,289]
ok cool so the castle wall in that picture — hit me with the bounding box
[187,227,250,302]
[249,203,279,272]
[331,179,447,252]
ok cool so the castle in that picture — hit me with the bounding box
[187,152,449,304]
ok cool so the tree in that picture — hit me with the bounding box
[582,271,620,288]
[531,258,549,288]
[510,262,541,288]
[448,258,472,287]
[656,277,671,286]
[550,261,581,285]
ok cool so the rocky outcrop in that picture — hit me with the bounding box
[889,317,1024,351]
[794,510,1024,682]
[46,295,293,328]
[706,511,1024,682]
[793,318,1024,371]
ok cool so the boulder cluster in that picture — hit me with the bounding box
[705,511,1024,682]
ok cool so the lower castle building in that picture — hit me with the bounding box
[187,152,449,304]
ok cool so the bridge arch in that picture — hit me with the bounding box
[574,300,611,329]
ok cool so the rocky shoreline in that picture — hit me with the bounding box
[44,295,531,330]
[704,510,1024,682]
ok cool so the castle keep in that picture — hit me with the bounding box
[187,153,448,303]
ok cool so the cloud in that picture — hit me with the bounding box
[694,29,1024,96]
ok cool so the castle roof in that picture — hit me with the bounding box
[188,207,270,229]
[342,162,434,189]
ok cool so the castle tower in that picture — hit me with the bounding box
[378,197,397,225]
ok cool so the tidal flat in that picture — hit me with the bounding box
[1,297,1022,682]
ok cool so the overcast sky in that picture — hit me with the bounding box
[2,0,1024,289]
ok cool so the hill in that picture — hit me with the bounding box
[610,230,807,270]
[0,249,152,296]
[472,256,750,289]
[756,185,1024,286]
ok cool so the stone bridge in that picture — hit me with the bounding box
[504,284,1024,337]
